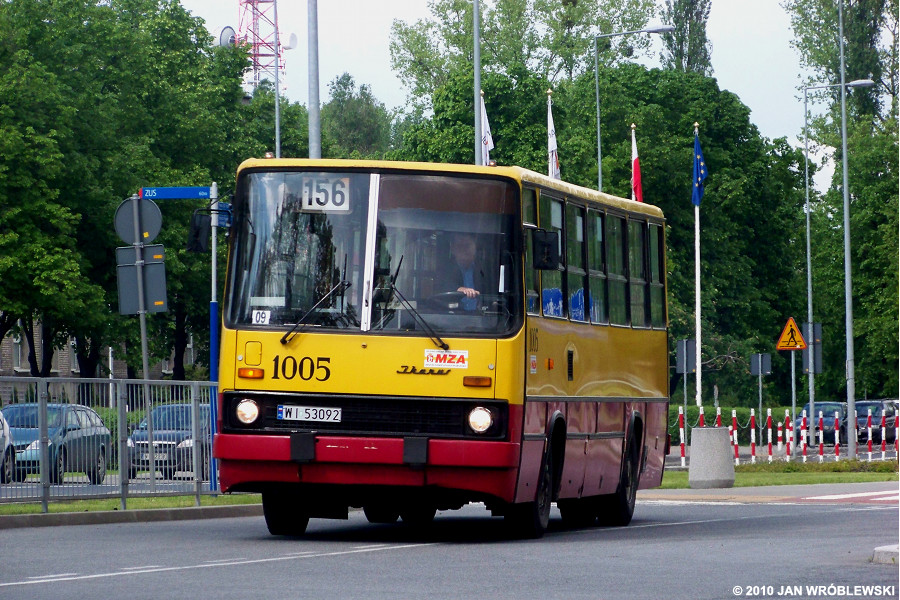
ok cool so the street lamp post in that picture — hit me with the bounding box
[594,25,673,192]
[801,77,874,454]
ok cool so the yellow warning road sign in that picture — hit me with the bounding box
[776,317,807,351]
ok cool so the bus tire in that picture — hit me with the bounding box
[364,504,400,524]
[596,434,639,527]
[506,444,553,538]
[399,505,436,526]
[262,490,310,536]
[558,497,597,528]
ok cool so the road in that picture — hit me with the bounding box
[1,483,897,600]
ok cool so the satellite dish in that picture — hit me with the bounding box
[283,32,299,51]
[215,26,236,47]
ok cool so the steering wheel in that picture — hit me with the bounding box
[425,291,466,310]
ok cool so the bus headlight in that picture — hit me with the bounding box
[236,399,260,424]
[467,407,493,434]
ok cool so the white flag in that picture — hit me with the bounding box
[547,94,560,179]
[480,94,494,165]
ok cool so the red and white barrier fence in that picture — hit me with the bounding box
[867,409,873,462]
[818,412,825,463]
[670,406,897,466]
[750,409,757,464]
[834,411,841,461]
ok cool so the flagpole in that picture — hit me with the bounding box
[473,0,481,165]
[693,122,702,408]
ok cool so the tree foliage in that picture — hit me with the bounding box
[660,0,713,75]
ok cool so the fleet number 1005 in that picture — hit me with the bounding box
[271,355,331,381]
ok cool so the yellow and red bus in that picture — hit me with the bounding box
[213,158,669,538]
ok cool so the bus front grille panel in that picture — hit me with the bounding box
[222,393,507,439]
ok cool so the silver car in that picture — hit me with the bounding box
[0,409,14,484]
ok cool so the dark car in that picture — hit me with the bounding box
[0,409,14,484]
[4,403,111,484]
[127,404,211,480]
[793,401,848,446]
[849,399,897,444]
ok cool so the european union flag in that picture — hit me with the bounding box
[691,134,708,206]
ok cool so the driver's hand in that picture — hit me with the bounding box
[457,286,480,299]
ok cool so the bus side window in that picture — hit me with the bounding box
[539,196,565,318]
[628,219,648,327]
[606,214,628,325]
[566,203,587,322]
[523,188,540,314]
[649,223,666,328]
[587,209,608,324]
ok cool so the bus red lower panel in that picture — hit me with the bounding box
[215,433,521,502]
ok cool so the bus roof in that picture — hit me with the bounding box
[236,158,665,220]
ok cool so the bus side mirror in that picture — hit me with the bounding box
[531,229,559,270]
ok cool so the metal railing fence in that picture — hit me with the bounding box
[0,376,218,512]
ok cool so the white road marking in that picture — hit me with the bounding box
[802,490,899,501]
[0,543,435,589]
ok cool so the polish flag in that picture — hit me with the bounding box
[631,124,643,203]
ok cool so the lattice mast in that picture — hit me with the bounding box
[238,0,284,90]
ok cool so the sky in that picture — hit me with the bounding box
[180,0,826,176]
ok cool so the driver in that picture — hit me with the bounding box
[442,233,486,310]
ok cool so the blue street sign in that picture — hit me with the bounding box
[141,186,211,200]
[216,202,232,228]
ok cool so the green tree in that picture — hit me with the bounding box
[660,0,713,75]
[321,74,392,158]
[389,0,656,108]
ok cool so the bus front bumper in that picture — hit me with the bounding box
[214,433,521,502]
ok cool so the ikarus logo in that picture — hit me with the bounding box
[424,349,469,369]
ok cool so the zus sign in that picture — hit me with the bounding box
[424,349,468,369]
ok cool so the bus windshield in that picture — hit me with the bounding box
[226,169,522,337]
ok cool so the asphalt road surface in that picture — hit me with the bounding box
[1,483,896,600]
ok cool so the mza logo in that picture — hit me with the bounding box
[424,349,468,369]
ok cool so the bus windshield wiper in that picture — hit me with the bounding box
[280,280,352,344]
[386,281,449,351]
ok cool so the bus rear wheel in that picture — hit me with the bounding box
[364,504,400,524]
[399,505,436,526]
[558,498,598,528]
[596,436,639,527]
[262,490,310,536]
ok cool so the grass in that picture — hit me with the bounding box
[659,459,899,489]
[0,493,261,516]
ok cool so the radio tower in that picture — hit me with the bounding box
[237,0,284,90]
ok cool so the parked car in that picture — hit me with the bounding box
[793,401,847,445]
[0,409,14,484]
[4,403,111,484]
[127,404,211,480]
[848,399,898,443]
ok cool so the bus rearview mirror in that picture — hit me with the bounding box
[532,229,559,270]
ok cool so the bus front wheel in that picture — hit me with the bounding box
[506,446,553,538]
[262,490,310,536]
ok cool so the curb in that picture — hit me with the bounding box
[872,545,898,565]
[0,504,263,530]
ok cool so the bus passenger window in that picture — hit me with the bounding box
[539,197,565,318]
[650,223,666,328]
[523,188,540,314]
[606,215,628,325]
[628,220,648,327]
[566,203,587,322]
[587,210,608,324]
